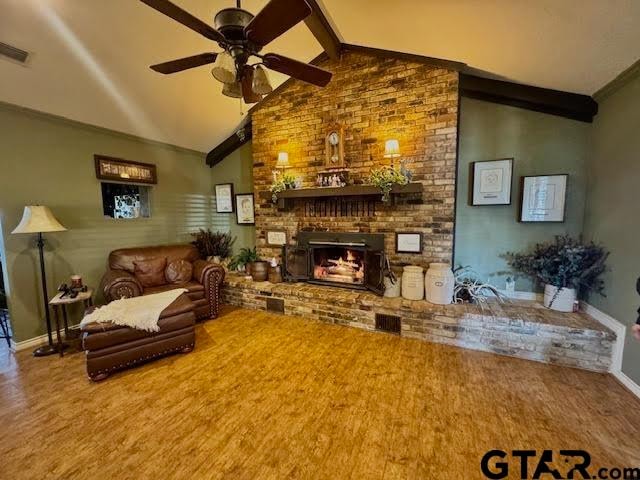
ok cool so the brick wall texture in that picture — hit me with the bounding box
[251,51,459,267]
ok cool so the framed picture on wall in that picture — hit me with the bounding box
[519,174,568,223]
[470,158,513,205]
[215,183,234,213]
[396,232,423,254]
[235,193,255,225]
[266,229,287,246]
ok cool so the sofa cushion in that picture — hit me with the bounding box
[109,244,200,273]
[165,259,193,284]
[133,257,167,287]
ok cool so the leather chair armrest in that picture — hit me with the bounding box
[100,269,143,303]
[192,260,225,319]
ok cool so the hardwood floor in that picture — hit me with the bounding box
[1,306,639,479]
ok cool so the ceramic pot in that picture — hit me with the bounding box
[425,263,454,305]
[401,266,424,300]
[250,261,269,282]
[543,284,576,312]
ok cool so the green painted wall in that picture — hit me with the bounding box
[455,98,591,291]
[584,72,640,385]
[0,103,225,342]
[210,141,255,253]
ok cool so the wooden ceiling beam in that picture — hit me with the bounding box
[304,0,341,60]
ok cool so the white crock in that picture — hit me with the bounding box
[425,263,454,305]
[402,266,424,300]
[543,284,576,312]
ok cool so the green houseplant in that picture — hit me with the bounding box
[367,166,409,202]
[504,236,608,311]
[270,172,297,203]
[190,229,235,262]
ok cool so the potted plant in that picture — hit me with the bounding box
[229,247,269,280]
[190,229,235,263]
[270,172,297,203]
[367,165,409,203]
[504,236,608,312]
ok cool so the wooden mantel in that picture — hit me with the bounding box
[259,182,423,209]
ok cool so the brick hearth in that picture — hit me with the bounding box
[223,274,615,373]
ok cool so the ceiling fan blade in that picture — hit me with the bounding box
[241,66,262,104]
[263,53,332,87]
[150,53,218,74]
[139,0,226,43]
[244,0,312,46]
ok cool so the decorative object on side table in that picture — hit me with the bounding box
[470,158,513,206]
[396,232,422,254]
[519,174,568,222]
[235,193,255,225]
[190,229,235,263]
[95,154,157,184]
[367,165,410,203]
[49,286,93,357]
[11,205,67,357]
[504,235,608,312]
[215,183,234,213]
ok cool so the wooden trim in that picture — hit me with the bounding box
[342,44,467,71]
[206,122,252,167]
[304,0,341,60]
[260,182,423,201]
[594,58,640,102]
[460,74,598,123]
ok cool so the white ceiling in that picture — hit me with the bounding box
[1,0,639,153]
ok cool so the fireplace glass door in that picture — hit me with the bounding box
[310,246,366,288]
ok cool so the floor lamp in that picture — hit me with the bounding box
[11,205,67,357]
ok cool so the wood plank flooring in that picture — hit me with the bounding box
[1,306,639,479]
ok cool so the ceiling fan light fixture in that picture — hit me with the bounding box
[252,65,273,95]
[222,81,242,98]
[211,51,236,84]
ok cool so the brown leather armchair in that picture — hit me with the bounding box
[99,244,225,320]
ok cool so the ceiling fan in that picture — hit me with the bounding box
[139,0,333,104]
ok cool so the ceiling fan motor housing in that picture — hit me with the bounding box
[214,8,260,64]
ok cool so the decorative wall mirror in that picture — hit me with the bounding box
[325,124,345,168]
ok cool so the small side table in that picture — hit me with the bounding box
[49,288,93,357]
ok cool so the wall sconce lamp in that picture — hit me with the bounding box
[384,139,401,165]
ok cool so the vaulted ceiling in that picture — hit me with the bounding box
[1,0,639,153]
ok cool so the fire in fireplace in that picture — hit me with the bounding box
[283,232,386,294]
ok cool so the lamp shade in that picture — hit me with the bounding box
[276,152,289,168]
[12,206,67,234]
[211,51,236,84]
[222,81,242,98]
[384,139,401,158]
[252,65,273,95]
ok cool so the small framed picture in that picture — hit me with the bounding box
[396,232,423,254]
[471,158,513,205]
[215,183,234,213]
[266,230,287,246]
[519,174,568,223]
[235,193,255,225]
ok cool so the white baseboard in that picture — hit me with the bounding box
[580,301,640,400]
[10,324,80,352]
[501,290,543,301]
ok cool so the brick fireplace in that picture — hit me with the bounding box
[251,50,459,269]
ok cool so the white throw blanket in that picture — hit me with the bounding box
[81,289,187,332]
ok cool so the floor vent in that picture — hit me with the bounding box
[266,298,285,314]
[375,313,401,334]
[0,42,29,64]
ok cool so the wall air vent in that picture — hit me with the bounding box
[266,297,285,314]
[0,42,30,64]
[375,313,401,334]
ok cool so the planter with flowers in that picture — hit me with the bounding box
[367,166,410,203]
[270,172,297,203]
[505,236,608,312]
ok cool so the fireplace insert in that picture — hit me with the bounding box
[283,232,386,295]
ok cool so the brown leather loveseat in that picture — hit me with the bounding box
[99,244,225,320]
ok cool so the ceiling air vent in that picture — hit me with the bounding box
[0,42,30,64]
